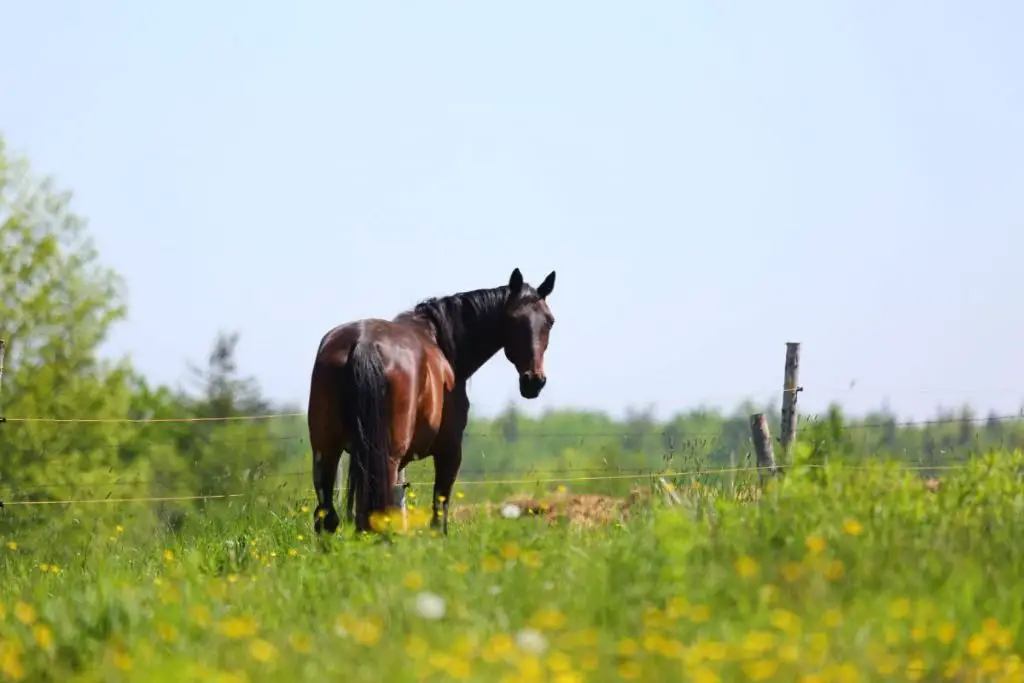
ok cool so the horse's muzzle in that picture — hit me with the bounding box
[519,372,546,399]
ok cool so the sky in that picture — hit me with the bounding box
[2,1,1022,422]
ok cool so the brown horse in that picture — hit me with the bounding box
[306,268,556,536]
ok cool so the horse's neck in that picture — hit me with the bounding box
[454,340,504,381]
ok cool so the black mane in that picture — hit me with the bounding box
[396,284,536,378]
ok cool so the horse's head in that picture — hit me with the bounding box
[502,267,556,399]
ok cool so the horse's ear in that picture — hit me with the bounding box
[537,270,556,299]
[508,268,524,294]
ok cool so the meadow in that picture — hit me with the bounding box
[2,448,1023,683]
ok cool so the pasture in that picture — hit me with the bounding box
[2,450,1022,682]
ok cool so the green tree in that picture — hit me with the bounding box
[0,134,137,493]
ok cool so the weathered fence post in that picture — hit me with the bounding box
[780,342,801,462]
[750,413,778,486]
[0,339,6,424]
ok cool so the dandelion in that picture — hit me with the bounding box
[1,645,24,680]
[189,605,212,628]
[824,559,845,581]
[689,604,711,623]
[770,608,801,635]
[967,633,989,658]
[531,607,566,630]
[163,549,175,562]
[516,628,548,655]
[691,667,720,683]
[906,658,927,681]
[157,622,179,643]
[116,525,124,533]
[288,548,298,557]
[889,597,911,620]
[243,638,275,662]
[481,633,514,663]
[743,659,779,681]
[734,554,759,579]
[6,541,16,551]
[781,562,804,583]
[456,492,465,499]
[32,624,54,649]
[521,550,542,568]
[413,591,446,621]
[296,534,304,541]
[111,650,132,671]
[842,518,864,536]
[351,617,383,646]
[618,661,642,679]
[500,542,520,560]
[805,534,826,554]
[936,621,956,644]
[403,571,424,590]
[218,617,258,639]
[14,602,36,625]
[741,631,776,657]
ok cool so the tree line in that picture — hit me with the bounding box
[2,133,1022,508]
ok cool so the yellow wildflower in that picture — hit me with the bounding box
[936,622,956,644]
[248,639,277,663]
[33,624,54,649]
[351,617,382,646]
[617,661,642,679]
[6,541,16,551]
[889,597,911,620]
[824,559,845,581]
[218,617,258,639]
[781,562,804,583]
[743,659,779,681]
[14,602,36,625]
[190,605,211,628]
[842,518,864,536]
[521,551,542,568]
[734,554,759,579]
[163,549,174,562]
[403,571,424,590]
[531,607,566,630]
[805,534,826,554]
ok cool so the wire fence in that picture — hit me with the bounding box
[1,405,1019,508]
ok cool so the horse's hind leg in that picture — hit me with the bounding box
[312,447,342,534]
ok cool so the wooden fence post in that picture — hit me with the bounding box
[0,339,6,424]
[780,342,801,462]
[750,413,778,486]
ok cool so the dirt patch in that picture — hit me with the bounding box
[453,487,649,528]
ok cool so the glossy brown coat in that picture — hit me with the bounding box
[307,268,556,535]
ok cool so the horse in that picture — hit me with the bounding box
[306,267,556,536]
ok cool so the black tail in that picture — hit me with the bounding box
[339,341,392,532]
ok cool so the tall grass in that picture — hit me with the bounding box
[1,450,1022,682]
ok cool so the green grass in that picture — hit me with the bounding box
[2,451,1024,682]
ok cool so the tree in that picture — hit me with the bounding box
[0,134,136,490]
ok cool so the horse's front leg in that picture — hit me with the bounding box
[430,443,463,536]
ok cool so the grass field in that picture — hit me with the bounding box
[2,451,1023,682]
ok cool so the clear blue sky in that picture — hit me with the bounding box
[2,1,1022,421]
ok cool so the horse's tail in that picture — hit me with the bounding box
[340,340,392,530]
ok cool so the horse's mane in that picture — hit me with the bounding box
[398,284,536,369]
